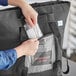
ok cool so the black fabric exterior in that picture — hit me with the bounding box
[0,1,70,76]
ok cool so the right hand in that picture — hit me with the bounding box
[8,0,38,27]
[21,2,38,27]
[15,38,39,58]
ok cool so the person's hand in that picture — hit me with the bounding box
[15,38,39,58]
[21,2,38,27]
[8,0,38,27]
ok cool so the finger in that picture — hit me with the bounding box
[30,38,38,42]
[27,17,34,27]
[25,19,28,23]
[34,50,37,54]
[31,16,38,25]
[35,40,39,45]
[31,51,37,56]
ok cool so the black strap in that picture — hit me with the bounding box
[48,22,70,74]
[63,58,70,74]
[56,37,70,74]
[62,49,70,74]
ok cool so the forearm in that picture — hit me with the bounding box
[14,45,25,58]
[8,0,29,8]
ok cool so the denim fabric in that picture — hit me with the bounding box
[0,49,17,70]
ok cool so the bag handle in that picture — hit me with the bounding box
[48,22,70,74]
[55,37,70,74]
[63,56,70,74]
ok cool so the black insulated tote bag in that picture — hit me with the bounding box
[0,1,70,76]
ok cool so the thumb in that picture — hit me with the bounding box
[30,38,38,42]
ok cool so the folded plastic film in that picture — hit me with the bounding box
[24,23,43,39]
[24,23,43,68]
[25,34,56,69]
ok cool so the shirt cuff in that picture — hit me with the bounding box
[5,49,17,61]
[0,0,8,6]
[5,49,17,69]
[0,49,17,70]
